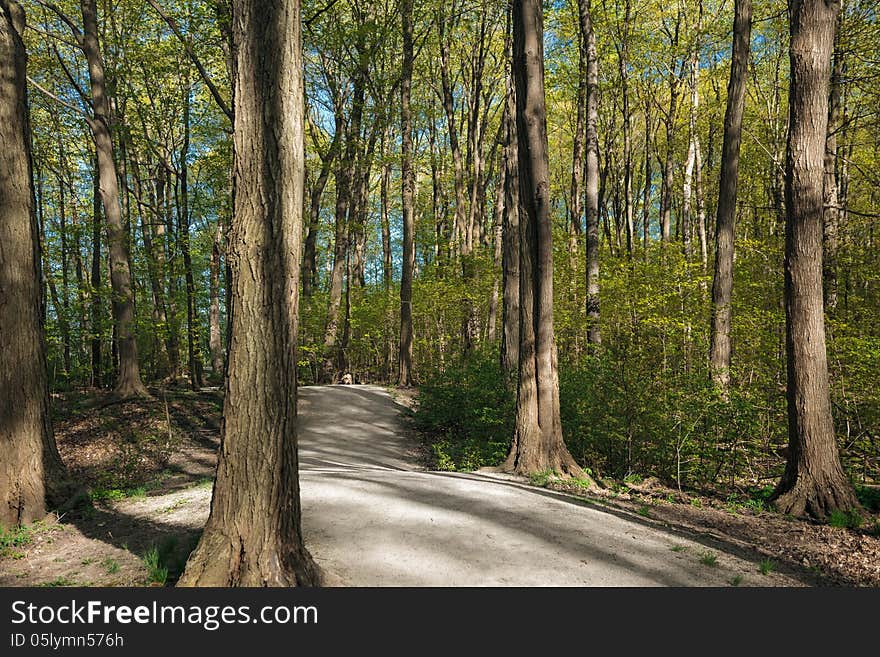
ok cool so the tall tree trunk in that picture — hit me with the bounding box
[660,80,678,245]
[302,117,341,298]
[0,0,71,525]
[682,31,701,259]
[179,0,318,586]
[380,131,393,291]
[90,156,102,387]
[643,106,652,250]
[822,23,842,314]
[438,8,467,256]
[503,0,585,480]
[500,61,520,377]
[580,0,600,345]
[617,0,634,256]
[178,69,203,390]
[80,0,148,397]
[322,67,364,382]
[710,0,751,393]
[568,14,586,270]
[131,158,170,378]
[156,164,181,378]
[488,154,505,343]
[772,0,858,519]
[398,0,415,386]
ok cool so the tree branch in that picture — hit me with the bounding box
[27,75,89,118]
[32,0,82,45]
[144,0,233,121]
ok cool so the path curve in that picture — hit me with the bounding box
[298,385,802,587]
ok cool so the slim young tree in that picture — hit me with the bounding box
[178,0,319,585]
[771,0,859,519]
[0,0,71,527]
[398,0,415,386]
[709,0,752,392]
[80,0,148,397]
[503,0,586,479]
[579,0,600,345]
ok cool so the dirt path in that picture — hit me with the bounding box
[0,385,829,586]
[297,385,806,586]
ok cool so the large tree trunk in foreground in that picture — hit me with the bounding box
[503,0,585,480]
[80,0,148,398]
[771,0,858,520]
[709,0,751,393]
[179,0,319,586]
[0,0,71,526]
[398,0,415,386]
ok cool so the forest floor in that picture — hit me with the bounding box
[0,385,877,586]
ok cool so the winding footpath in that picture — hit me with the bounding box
[298,385,802,586]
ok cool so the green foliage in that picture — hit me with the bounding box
[40,576,78,587]
[0,524,35,558]
[699,551,718,567]
[828,509,863,529]
[729,575,743,587]
[90,486,147,503]
[855,486,880,513]
[143,547,169,586]
[102,558,120,574]
[670,545,687,553]
[637,505,652,518]
[413,351,514,471]
[758,559,777,575]
[528,470,556,487]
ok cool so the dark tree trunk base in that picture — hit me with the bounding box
[178,527,321,587]
[113,379,151,400]
[771,470,860,520]
[502,432,592,484]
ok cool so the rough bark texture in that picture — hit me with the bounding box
[398,0,415,386]
[771,0,858,520]
[0,0,71,527]
[208,220,224,376]
[822,25,841,314]
[80,0,148,398]
[580,0,600,345]
[500,46,520,377]
[178,0,319,586]
[709,0,751,392]
[504,0,584,480]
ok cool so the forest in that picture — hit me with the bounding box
[0,0,878,588]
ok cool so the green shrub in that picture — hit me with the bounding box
[414,351,514,471]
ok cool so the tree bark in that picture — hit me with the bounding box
[503,0,585,480]
[0,0,71,526]
[398,0,415,386]
[580,0,600,345]
[822,24,841,314]
[771,0,858,519]
[80,0,148,397]
[500,32,520,377]
[178,68,204,390]
[90,155,102,387]
[209,220,224,377]
[178,0,319,586]
[710,0,751,392]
